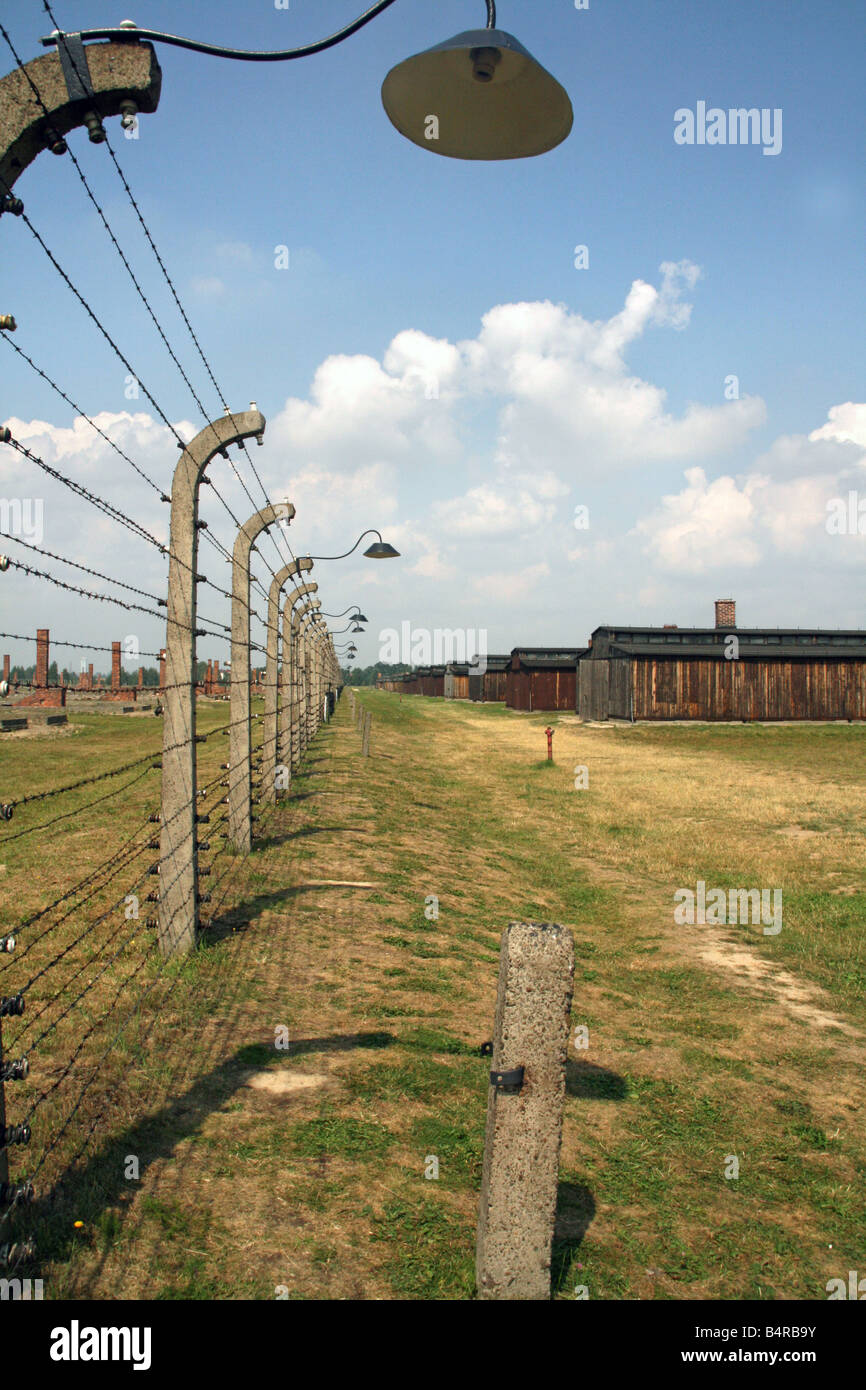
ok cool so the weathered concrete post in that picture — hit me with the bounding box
[159,409,265,960]
[262,559,312,804]
[305,611,324,746]
[228,501,293,854]
[278,579,317,790]
[0,39,162,202]
[296,603,321,759]
[362,709,371,757]
[290,611,303,767]
[476,920,575,1301]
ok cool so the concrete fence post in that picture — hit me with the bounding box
[289,612,302,768]
[272,575,316,799]
[228,501,294,854]
[476,920,575,1301]
[296,604,320,757]
[159,409,265,959]
[362,709,371,757]
[0,39,162,201]
[261,560,313,804]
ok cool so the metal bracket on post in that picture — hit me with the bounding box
[490,1066,525,1093]
[54,33,95,101]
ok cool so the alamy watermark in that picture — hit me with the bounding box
[379,623,488,673]
[0,497,43,546]
[674,102,782,156]
[674,880,782,935]
[826,491,866,535]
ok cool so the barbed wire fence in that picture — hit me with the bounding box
[0,7,342,1281]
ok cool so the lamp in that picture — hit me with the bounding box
[307,530,400,562]
[381,5,572,160]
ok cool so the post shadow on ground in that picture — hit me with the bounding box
[566,1058,629,1100]
[551,1182,597,1295]
[23,1031,398,1283]
[200,878,381,943]
[548,1058,626,1295]
[254,824,373,852]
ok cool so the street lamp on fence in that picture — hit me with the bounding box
[304,530,400,563]
[321,608,368,623]
[40,3,572,164]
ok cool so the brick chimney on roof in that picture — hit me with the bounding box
[715,599,736,629]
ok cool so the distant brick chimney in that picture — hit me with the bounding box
[715,599,736,629]
[663,624,678,629]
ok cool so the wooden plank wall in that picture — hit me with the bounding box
[507,669,576,711]
[578,659,609,720]
[632,658,866,720]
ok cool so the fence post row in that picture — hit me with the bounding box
[159,410,265,960]
[228,503,293,855]
[297,604,321,755]
[264,569,315,803]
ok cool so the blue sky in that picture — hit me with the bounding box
[1,0,864,671]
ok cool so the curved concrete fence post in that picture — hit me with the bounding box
[311,618,327,739]
[261,558,312,805]
[228,502,295,854]
[298,605,321,755]
[159,409,265,960]
[0,40,162,199]
[289,610,304,768]
[296,602,321,759]
[277,579,317,794]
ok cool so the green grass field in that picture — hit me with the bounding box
[1,694,863,1299]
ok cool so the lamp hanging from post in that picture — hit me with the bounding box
[304,530,400,563]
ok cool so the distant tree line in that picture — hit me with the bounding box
[340,661,412,687]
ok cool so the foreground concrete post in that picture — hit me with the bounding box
[476,920,575,1301]
[159,409,265,959]
[0,40,162,199]
[362,709,371,757]
[228,502,293,854]
[261,560,312,804]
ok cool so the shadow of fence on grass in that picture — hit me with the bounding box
[26,1031,398,1289]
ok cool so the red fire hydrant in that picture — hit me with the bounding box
[545,726,554,761]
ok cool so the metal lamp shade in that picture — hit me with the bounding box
[364,542,400,558]
[381,28,573,160]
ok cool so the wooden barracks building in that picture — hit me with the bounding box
[376,601,866,721]
[578,601,866,722]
